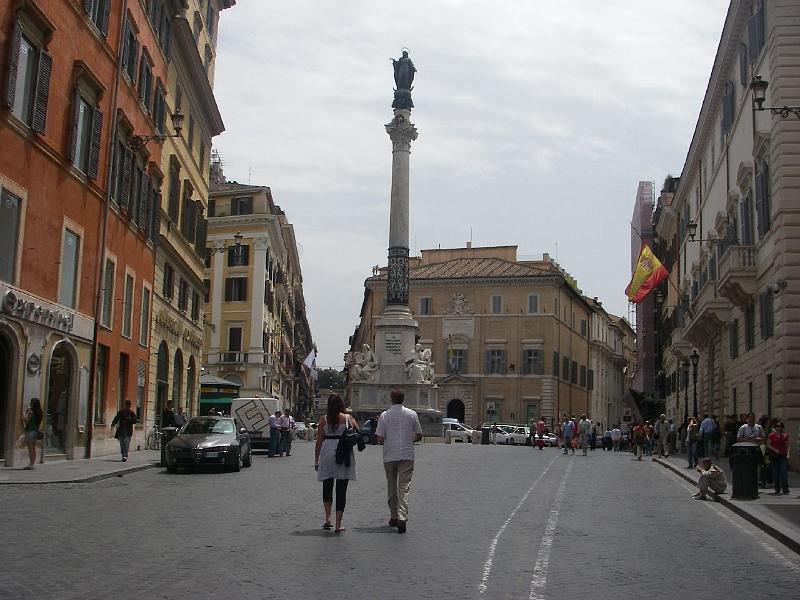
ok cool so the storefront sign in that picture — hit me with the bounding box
[3,290,74,332]
[155,308,203,352]
[154,309,181,336]
[183,328,203,352]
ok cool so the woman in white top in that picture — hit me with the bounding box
[314,393,358,533]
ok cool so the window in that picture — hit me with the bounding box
[580,365,587,388]
[140,286,151,345]
[199,140,206,170]
[744,302,755,351]
[150,0,171,57]
[553,351,559,377]
[748,1,766,63]
[163,262,174,300]
[101,257,115,328]
[110,138,129,207]
[228,327,242,352]
[138,53,153,108]
[59,229,81,308]
[588,369,594,391]
[204,45,213,74]
[486,401,499,422]
[231,196,253,215]
[94,345,108,424]
[122,273,134,338]
[485,349,506,375]
[562,355,570,380]
[527,294,539,314]
[192,12,202,44]
[729,319,739,359]
[0,187,22,283]
[70,91,103,178]
[207,199,216,217]
[740,192,754,246]
[203,278,210,303]
[118,352,129,411]
[205,0,217,37]
[580,319,587,337]
[759,288,774,340]
[121,18,138,82]
[191,290,200,322]
[522,349,543,375]
[419,297,432,315]
[7,20,52,133]
[570,360,578,384]
[755,161,771,239]
[224,277,247,301]
[180,180,195,239]
[721,81,735,140]
[84,1,112,34]
[178,278,188,312]
[152,81,166,133]
[491,295,502,314]
[448,348,466,374]
[147,175,161,244]
[227,244,250,267]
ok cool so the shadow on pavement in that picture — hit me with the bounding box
[291,529,336,537]
[352,525,394,534]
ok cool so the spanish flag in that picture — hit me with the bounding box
[626,244,669,304]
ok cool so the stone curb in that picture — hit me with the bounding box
[654,457,800,556]
[0,462,159,485]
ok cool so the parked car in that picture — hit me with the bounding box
[503,426,531,445]
[164,416,252,473]
[532,432,558,447]
[444,422,474,443]
[359,419,378,445]
[294,421,308,439]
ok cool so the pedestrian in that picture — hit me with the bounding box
[578,414,590,456]
[111,400,138,462]
[632,421,646,460]
[562,416,575,454]
[535,418,546,450]
[654,414,670,458]
[644,421,654,456]
[21,398,43,469]
[699,413,716,459]
[766,421,791,495]
[161,401,176,428]
[686,417,700,469]
[723,414,737,457]
[279,408,295,456]
[693,456,727,500]
[268,410,281,457]
[174,406,187,428]
[736,413,765,443]
[603,428,612,451]
[376,388,423,534]
[611,425,621,451]
[668,419,677,455]
[711,415,721,458]
[314,393,357,533]
[490,422,499,444]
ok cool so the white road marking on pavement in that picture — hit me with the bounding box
[528,458,574,600]
[659,462,800,571]
[477,454,561,595]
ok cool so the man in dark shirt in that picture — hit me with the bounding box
[161,401,176,428]
[111,400,138,462]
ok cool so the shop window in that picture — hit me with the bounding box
[59,229,81,308]
[0,187,22,284]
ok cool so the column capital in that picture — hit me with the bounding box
[386,110,418,152]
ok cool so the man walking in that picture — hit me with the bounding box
[654,414,670,458]
[611,425,622,451]
[278,409,295,457]
[562,416,575,454]
[268,410,281,457]
[699,414,716,459]
[111,400,138,462]
[578,415,591,456]
[376,389,422,534]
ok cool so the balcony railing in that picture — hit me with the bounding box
[717,245,757,307]
[219,352,249,363]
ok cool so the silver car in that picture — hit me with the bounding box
[165,416,252,473]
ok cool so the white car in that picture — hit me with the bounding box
[444,422,474,442]
[532,432,558,447]
[504,426,531,445]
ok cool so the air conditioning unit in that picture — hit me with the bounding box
[486,402,497,412]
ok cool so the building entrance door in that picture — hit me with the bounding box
[46,343,73,455]
[447,399,465,423]
[156,342,169,424]
[526,403,539,425]
[0,334,9,460]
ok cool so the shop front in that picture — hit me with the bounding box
[0,283,94,466]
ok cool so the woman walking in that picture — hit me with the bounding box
[314,394,357,533]
[22,398,43,469]
[767,421,791,495]
[686,417,700,469]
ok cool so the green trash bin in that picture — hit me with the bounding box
[729,442,760,499]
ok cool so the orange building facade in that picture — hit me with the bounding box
[0,0,170,465]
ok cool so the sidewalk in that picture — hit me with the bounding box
[654,453,800,555]
[0,450,161,485]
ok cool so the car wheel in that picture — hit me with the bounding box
[242,446,252,468]
[166,466,177,474]
[231,449,241,472]
[467,436,472,443]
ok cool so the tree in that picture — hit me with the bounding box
[318,368,346,389]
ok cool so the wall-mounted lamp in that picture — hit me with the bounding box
[686,221,718,244]
[750,76,800,119]
[207,232,244,257]
[129,110,185,150]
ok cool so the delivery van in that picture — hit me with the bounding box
[229,396,281,449]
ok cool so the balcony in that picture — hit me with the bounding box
[717,245,757,307]
[668,325,692,361]
[684,280,729,348]
[219,352,249,364]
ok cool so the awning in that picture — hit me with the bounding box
[200,396,236,404]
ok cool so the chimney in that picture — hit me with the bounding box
[466,241,472,249]
[543,253,550,261]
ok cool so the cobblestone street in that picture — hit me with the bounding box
[2,443,798,599]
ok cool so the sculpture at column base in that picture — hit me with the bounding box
[406,343,434,384]
[348,344,380,383]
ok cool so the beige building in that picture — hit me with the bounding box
[203,175,315,415]
[653,0,800,457]
[145,0,232,428]
[350,245,604,429]
[588,299,632,430]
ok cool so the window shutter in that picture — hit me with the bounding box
[83,0,94,15]
[121,20,131,69]
[138,172,149,228]
[739,43,748,85]
[68,89,82,165]
[755,171,764,237]
[119,146,132,210]
[32,52,52,134]
[131,39,139,83]
[87,107,103,179]
[168,167,179,222]
[195,207,207,258]
[100,0,111,36]
[224,278,232,302]
[150,190,161,244]
[761,162,770,233]
[484,351,490,374]
[756,4,766,52]
[5,22,22,109]
[748,14,758,62]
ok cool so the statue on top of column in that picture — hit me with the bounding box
[392,50,416,109]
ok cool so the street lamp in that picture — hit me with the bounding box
[749,76,800,119]
[206,231,244,257]
[682,360,689,425]
[686,222,718,244]
[129,110,185,150]
[690,350,699,417]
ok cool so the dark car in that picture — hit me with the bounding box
[165,416,252,473]
[359,418,378,445]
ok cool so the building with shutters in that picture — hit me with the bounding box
[145,0,231,432]
[203,174,316,416]
[652,0,800,465]
[0,0,167,464]
[348,245,609,429]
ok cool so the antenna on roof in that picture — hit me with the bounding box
[248,166,252,185]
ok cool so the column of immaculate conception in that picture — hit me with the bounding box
[349,50,441,433]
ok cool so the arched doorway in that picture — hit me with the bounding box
[447,399,465,423]
[172,350,183,407]
[156,342,168,423]
[186,356,195,415]
[46,342,74,455]
[0,333,10,460]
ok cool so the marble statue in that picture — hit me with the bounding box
[350,344,379,382]
[406,343,433,383]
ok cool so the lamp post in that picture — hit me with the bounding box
[683,361,689,424]
[690,350,699,417]
[750,76,800,119]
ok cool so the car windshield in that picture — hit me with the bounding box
[181,418,235,435]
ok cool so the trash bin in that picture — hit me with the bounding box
[160,427,179,466]
[729,442,760,499]
[481,427,490,445]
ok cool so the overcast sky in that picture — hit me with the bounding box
[213,0,730,367]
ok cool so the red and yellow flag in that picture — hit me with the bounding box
[626,244,669,304]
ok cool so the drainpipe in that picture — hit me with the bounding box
[86,0,128,458]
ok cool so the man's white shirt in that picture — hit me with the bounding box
[376,404,422,463]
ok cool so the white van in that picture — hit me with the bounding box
[442,418,474,443]
[229,397,281,449]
